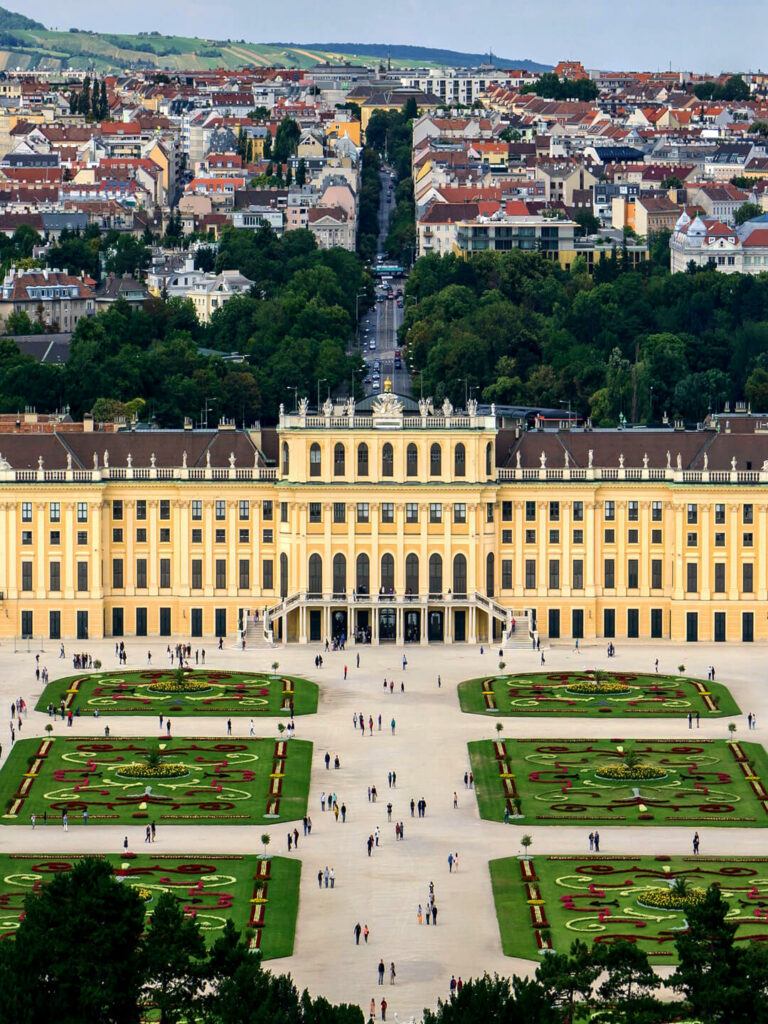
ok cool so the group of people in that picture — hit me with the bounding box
[417,881,438,924]
[114,641,128,665]
[588,830,601,852]
[320,792,347,822]
[318,866,336,888]
[71,652,93,669]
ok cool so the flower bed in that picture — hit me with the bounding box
[147,679,211,694]
[637,887,706,910]
[116,762,189,779]
[595,764,667,781]
[566,681,631,694]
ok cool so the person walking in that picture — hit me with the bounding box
[227,718,232,736]
[381,997,387,1021]
[410,798,415,817]
[370,998,376,1020]
[378,960,385,985]
[417,903,423,924]
[325,751,331,770]
[363,924,369,943]
[693,831,700,855]
[62,812,68,832]
[389,962,396,985]
[318,870,323,889]
[448,852,454,873]
[589,831,594,852]
[432,903,438,924]
[390,717,396,734]
[453,791,458,808]
[594,830,600,852]
[354,922,362,945]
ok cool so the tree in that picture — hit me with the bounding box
[734,202,762,226]
[272,116,300,163]
[661,175,683,190]
[142,892,205,1024]
[296,157,307,186]
[423,972,557,1024]
[8,857,145,1024]
[746,366,768,409]
[535,939,601,1021]
[574,209,600,236]
[750,120,768,138]
[592,939,661,1023]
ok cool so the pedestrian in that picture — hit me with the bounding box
[324,866,329,888]
[325,751,331,769]
[363,924,369,943]
[83,809,88,825]
[589,831,594,852]
[354,922,362,944]
[123,835,128,852]
[654,658,659,672]
[288,833,292,851]
[381,997,387,1021]
[469,773,473,788]
[696,711,700,727]
[388,771,392,788]
[378,714,382,731]
[432,903,438,924]
[390,718,395,734]
[370,998,376,1020]
[145,825,151,843]
[399,820,404,839]
[410,798,415,817]
[166,719,171,737]
[450,976,457,997]
[387,802,392,821]
[356,653,360,668]
[344,665,347,680]
[375,826,380,847]
[453,791,458,808]
[448,852,454,872]
[353,713,358,729]
[159,714,164,731]
[378,960,385,985]
[341,803,346,822]
[249,719,255,736]
[464,772,469,788]
[62,812,68,832]
[688,711,692,729]
[417,904,423,924]
[395,822,400,840]
[438,674,441,688]
[318,870,323,889]
[31,813,35,828]
[227,718,232,736]
[330,866,334,887]
[594,830,600,852]
[453,852,459,872]
[392,770,396,786]
[390,962,396,985]
[457,977,463,993]
[693,831,700,855]
[293,827,299,849]
[749,713,753,730]
[321,792,326,811]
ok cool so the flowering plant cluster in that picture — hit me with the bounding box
[595,764,667,780]
[147,679,211,694]
[116,762,189,779]
[637,886,706,910]
[566,681,631,694]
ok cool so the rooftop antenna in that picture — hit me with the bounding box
[388,47,391,73]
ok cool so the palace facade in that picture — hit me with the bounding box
[0,392,766,646]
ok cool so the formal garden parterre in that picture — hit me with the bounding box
[0,853,300,958]
[0,736,312,826]
[458,671,739,717]
[489,854,768,962]
[36,669,318,717]
[469,738,768,826]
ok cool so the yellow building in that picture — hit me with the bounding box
[0,394,765,646]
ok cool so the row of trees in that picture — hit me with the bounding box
[0,857,364,1024]
[68,76,109,120]
[365,101,417,262]
[401,247,768,423]
[520,72,599,101]
[692,74,751,101]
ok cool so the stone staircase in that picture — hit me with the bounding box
[504,617,533,650]
[242,618,274,650]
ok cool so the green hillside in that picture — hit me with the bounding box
[0,7,547,73]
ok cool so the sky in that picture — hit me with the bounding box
[21,0,768,73]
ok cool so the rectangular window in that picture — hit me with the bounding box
[50,530,60,545]
[743,563,754,593]
[136,500,146,521]
[333,503,346,524]
[262,501,273,521]
[112,559,124,589]
[160,528,170,544]
[215,559,226,589]
[686,562,698,593]
[430,503,442,523]
[651,608,663,639]
[191,529,202,544]
[651,529,662,544]
[49,502,60,523]
[502,529,513,544]
[76,561,88,592]
[573,529,583,544]
[159,558,171,588]
[628,500,639,522]
[687,503,698,524]
[454,504,466,524]
[239,529,249,544]
[77,502,88,523]
[239,559,250,589]
[262,559,274,590]
[604,501,615,521]
[21,561,32,591]
[501,559,513,589]
[628,529,638,544]
[77,531,88,545]
[525,501,536,521]
[604,608,615,638]
[49,562,61,592]
[525,559,536,589]
[651,559,662,589]
[358,503,371,524]
[21,502,32,522]
[744,532,754,547]
[627,608,639,638]
[549,501,559,521]
[573,501,584,522]
[21,531,32,545]
[651,501,663,522]
[486,502,494,523]
[714,503,725,525]
[687,532,698,547]
[191,559,203,589]
[572,559,584,589]
[239,500,250,520]
[604,558,615,588]
[159,499,170,521]
[604,529,615,544]
[191,500,202,521]
[715,531,725,547]
[113,528,123,543]
[20,610,33,638]
[549,529,559,544]
[405,503,418,524]
[525,529,536,544]
[49,610,61,640]
[549,559,560,589]
[714,563,726,593]
[309,503,322,524]
[215,529,226,544]
[280,502,288,523]
[136,558,147,589]
[627,559,639,589]
[215,499,226,520]
[381,503,394,524]
[263,529,273,544]
[502,501,513,521]
[743,504,754,524]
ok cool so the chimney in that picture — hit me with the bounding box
[83,413,94,432]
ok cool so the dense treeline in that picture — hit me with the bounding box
[0,227,369,424]
[402,248,768,422]
[520,71,599,101]
[357,145,382,262]
[366,100,417,262]
[0,858,364,1024]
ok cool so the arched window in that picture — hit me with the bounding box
[280,553,288,598]
[486,441,493,477]
[333,553,346,596]
[454,442,465,477]
[430,442,442,476]
[486,552,495,598]
[382,442,394,477]
[281,442,290,476]
[308,554,322,595]
[406,443,418,477]
[429,553,443,596]
[453,553,467,597]
[334,443,345,477]
[357,442,369,476]
[380,553,395,593]
[356,553,370,595]
[405,553,419,595]
[309,443,321,478]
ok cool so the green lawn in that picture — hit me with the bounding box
[458,671,739,718]
[469,737,768,827]
[1,736,312,827]
[490,854,768,962]
[0,853,299,959]
[36,669,318,717]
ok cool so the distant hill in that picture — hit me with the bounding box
[0,5,549,73]
[284,42,550,72]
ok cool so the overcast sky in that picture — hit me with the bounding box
[23,0,768,73]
